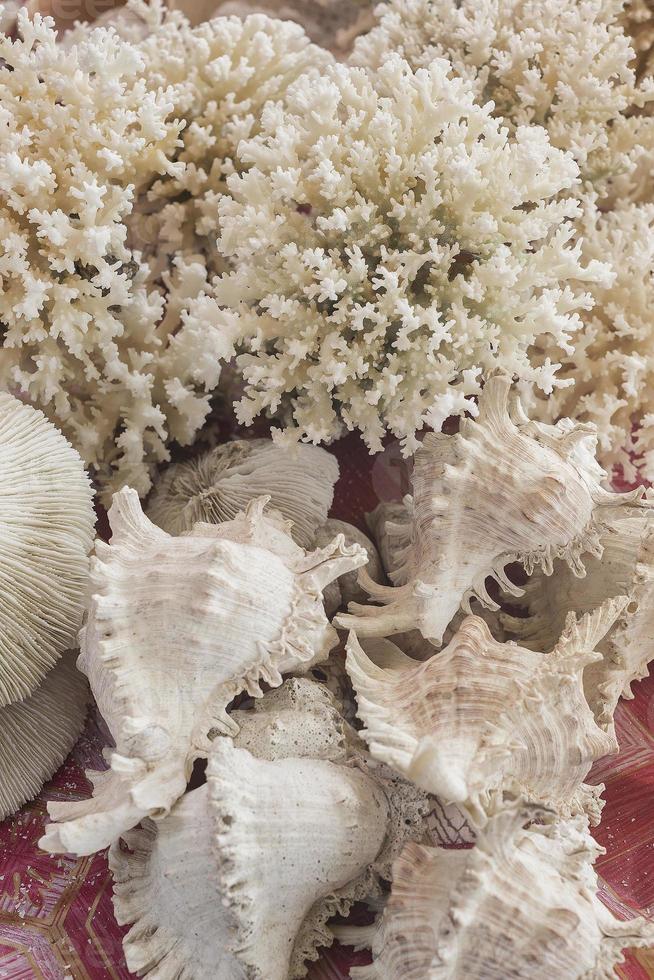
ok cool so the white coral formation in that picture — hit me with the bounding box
[212,55,606,454]
[0,652,89,820]
[146,438,339,547]
[0,6,329,500]
[352,806,654,979]
[0,393,95,705]
[534,203,654,482]
[352,0,654,197]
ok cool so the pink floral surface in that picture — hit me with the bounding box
[1,437,653,978]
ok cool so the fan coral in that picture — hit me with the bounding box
[0,6,329,501]
[212,55,608,454]
[352,0,654,199]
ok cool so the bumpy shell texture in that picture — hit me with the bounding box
[0,652,88,820]
[146,438,339,547]
[0,393,95,705]
[346,604,623,823]
[337,374,636,644]
[502,502,654,731]
[111,737,390,980]
[40,489,366,856]
[351,806,654,979]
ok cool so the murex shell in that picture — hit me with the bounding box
[351,805,654,979]
[345,600,626,824]
[502,500,654,731]
[337,374,640,644]
[40,489,367,856]
[146,438,339,547]
[110,682,428,980]
[312,519,383,616]
[0,393,94,705]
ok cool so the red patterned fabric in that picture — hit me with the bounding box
[1,438,652,978]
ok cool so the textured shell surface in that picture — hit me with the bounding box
[350,806,654,979]
[0,652,88,820]
[111,737,391,980]
[337,375,638,644]
[502,501,654,731]
[0,393,95,705]
[40,489,366,856]
[230,676,350,762]
[312,519,382,615]
[345,604,623,823]
[146,438,338,547]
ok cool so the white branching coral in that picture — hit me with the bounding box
[212,56,608,453]
[352,0,654,199]
[0,6,329,501]
[0,10,182,499]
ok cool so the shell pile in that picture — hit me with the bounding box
[38,380,654,978]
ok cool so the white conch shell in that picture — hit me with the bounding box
[337,374,638,644]
[366,499,412,584]
[0,652,89,820]
[111,738,391,980]
[351,806,654,979]
[502,503,654,730]
[346,604,624,823]
[40,489,366,856]
[0,393,95,704]
[146,438,338,547]
[312,519,382,615]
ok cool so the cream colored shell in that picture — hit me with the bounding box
[0,393,94,704]
[346,604,624,823]
[0,652,88,820]
[40,489,366,856]
[312,519,382,615]
[146,438,338,547]
[351,806,654,979]
[111,738,390,980]
[502,502,654,731]
[337,375,638,644]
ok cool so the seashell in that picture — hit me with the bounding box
[0,651,89,820]
[502,503,654,731]
[366,499,412,585]
[0,393,94,705]
[111,738,392,980]
[312,519,382,615]
[345,603,624,823]
[146,438,338,547]
[40,489,366,856]
[336,374,639,644]
[350,805,654,979]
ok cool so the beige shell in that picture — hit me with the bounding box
[337,375,639,644]
[40,489,366,856]
[345,604,624,824]
[312,519,382,615]
[502,503,654,731]
[0,651,88,820]
[146,438,338,547]
[0,393,95,705]
[111,738,391,980]
[350,805,654,979]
